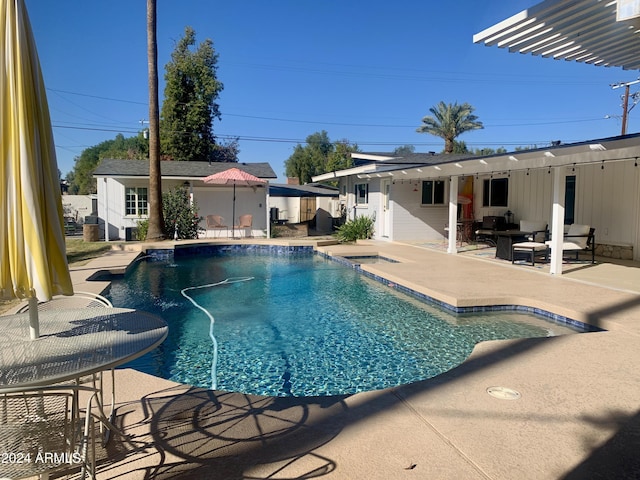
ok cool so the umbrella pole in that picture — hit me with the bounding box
[232,183,236,238]
[28,297,39,339]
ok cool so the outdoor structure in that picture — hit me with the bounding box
[268,183,340,231]
[93,159,276,240]
[313,134,640,273]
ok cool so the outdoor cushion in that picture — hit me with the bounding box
[566,224,590,249]
[520,220,547,242]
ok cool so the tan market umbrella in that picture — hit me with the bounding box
[0,0,73,339]
[203,167,266,237]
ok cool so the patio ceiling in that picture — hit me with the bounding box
[473,0,640,71]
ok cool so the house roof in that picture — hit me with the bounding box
[269,183,339,198]
[93,159,277,180]
[473,0,640,71]
[312,133,640,182]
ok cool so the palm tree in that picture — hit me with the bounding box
[416,101,483,154]
[146,0,165,240]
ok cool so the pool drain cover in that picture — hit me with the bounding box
[487,386,521,400]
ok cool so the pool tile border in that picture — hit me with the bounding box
[144,244,602,333]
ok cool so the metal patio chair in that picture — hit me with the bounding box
[0,384,98,479]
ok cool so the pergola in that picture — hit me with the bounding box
[471,0,640,274]
[473,0,640,71]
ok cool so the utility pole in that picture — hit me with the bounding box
[611,78,640,135]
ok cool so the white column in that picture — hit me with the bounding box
[266,185,271,239]
[103,178,110,242]
[549,167,566,275]
[448,177,459,254]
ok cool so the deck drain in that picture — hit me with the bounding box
[487,386,521,400]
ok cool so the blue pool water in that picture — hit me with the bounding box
[106,249,582,397]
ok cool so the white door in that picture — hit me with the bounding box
[380,179,391,238]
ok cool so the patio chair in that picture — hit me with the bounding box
[234,214,253,238]
[16,292,115,443]
[205,215,229,238]
[15,291,113,313]
[545,224,596,264]
[0,384,98,479]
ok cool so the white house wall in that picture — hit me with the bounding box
[575,161,638,255]
[269,197,300,223]
[391,179,448,242]
[97,179,268,240]
[193,185,267,236]
[502,170,553,226]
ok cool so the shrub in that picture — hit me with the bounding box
[163,187,203,239]
[136,187,203,240]
[136,218,149,241]
[334,214,375,242]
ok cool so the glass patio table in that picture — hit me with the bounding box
[0,307,168,441]
[0,307,168,392]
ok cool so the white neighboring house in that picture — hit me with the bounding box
[61,194,96,223]
[313,134,640,272]
[93,159,276,240]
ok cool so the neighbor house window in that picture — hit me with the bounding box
[355,183,369,204]
[482,178,508,207]
[125,187,148,216]
[421,180,445,205]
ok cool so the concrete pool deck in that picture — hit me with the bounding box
[45,239,640,478]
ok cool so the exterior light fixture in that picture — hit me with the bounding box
[508,156,518,162]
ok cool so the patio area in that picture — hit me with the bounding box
[51,238,640,479]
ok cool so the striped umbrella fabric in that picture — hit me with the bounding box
[1,0,73,338]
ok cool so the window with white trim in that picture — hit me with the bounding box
[125,187,148,216]
[482,178,508,207]
[421,180,446,205]
[355,183,369,204]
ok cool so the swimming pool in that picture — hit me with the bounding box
[106,247,584,397]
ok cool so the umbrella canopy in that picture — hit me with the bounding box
[1,0,73,339]
[203,168,266,237]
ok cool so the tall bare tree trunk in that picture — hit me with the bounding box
[146,0,165,240]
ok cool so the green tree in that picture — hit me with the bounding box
[392,144,415,156]
[160,26,224,162]
[416,101,483,154]
[66,134,148,194]
[284,131,358,184]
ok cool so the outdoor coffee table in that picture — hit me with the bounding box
[0,307,168,440]
[495,230,529,260]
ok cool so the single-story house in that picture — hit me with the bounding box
[93,159,277,240]
[313,133,640,274]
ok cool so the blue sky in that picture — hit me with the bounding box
[27,0,639,182]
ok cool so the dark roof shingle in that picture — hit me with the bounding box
[93,158,277,179]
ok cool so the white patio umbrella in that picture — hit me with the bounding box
[0,0,73,339]
[203,167,266,237]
